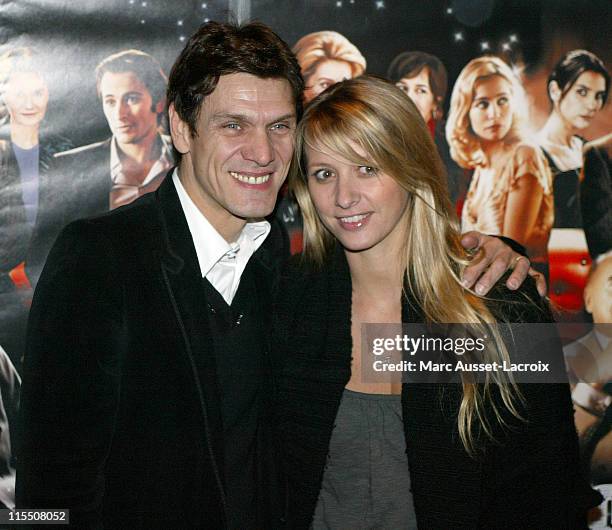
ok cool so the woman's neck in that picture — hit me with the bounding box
[541,111,574,147]
[10,123,40,149]
[480,139,510,167]
[346,248,404,299]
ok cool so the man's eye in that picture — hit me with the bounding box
[312,168,334,180]
[358,166,378,176]
[270,123,290,132]
[224,123,241,130]
[104,99,116,107]
[126,96,141,104]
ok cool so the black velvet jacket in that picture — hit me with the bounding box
[273,247,602,529]
[16,174,287,529]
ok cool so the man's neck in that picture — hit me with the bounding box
[178,164,246,243]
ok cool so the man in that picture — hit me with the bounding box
[16,21,537,529]
[54,49,173,220]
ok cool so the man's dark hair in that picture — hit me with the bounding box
[167,21,304,137]
[95,49,168,110]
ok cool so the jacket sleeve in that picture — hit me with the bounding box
[16,220,124,529]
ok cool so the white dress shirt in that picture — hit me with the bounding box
[172,169,270,304]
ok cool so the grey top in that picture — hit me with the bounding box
[312,388,417,530]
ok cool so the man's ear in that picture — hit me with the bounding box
[548,81,562,103]
[169,103,190,155]
[584,283,593,315]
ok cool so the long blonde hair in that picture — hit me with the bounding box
[290,75,521,453]
[445,56,527,169]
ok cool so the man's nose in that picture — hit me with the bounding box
[242,129,275,167]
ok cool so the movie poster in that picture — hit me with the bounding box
[0,0,609,523]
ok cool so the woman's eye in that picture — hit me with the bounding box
[358,166,377,176]
[576,88,587,97]
[476,101,488,109]
[313,168,334,180]
[498,96,509,106]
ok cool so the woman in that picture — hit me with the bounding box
[446,56,553,279]
[274,76,598,528]
[0,48,72,366]
[0,47,72,289]
[387,51,465,207]
[293,30,366,104]
[538,50,609,229]
[538,50,609,313]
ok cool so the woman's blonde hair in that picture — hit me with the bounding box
[290,75,522,454]
[293,31,366,84]
[445,56,527,169]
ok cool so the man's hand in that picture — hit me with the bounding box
[460,231,547,296]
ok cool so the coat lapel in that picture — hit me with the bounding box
[155,175,225,478]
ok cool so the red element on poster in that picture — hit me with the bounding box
[8,261,32,291]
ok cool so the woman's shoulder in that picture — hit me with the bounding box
[484,272,553,324]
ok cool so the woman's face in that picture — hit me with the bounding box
[396,68,436,123]
[468,75,513,144]
[3,71,49,128]
[305,140,409,255]
[557,71,607,131]
[304,59,353,102]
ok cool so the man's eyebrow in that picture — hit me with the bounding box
[103,90,144,98]
[267,113,297,125]
[211,112,297,125]
[211,112,249,122]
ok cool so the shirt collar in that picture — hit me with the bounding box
[110,134,173,186]
[172,168,270,278]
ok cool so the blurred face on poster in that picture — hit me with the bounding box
[304,59,353,102]
[585,255,612,325]
[396,68,436,123]
[468,75,513,144]
[3,70,49,129]
[100,71,162,147]
[553,71,607,131]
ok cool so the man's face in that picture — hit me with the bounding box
[100,71,161,146]
[170,73,296,238]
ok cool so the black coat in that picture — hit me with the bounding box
[273,247,602,529]
[16,174,287,529]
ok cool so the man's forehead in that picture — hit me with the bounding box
[206,72,294,111]
[100,70,148,94]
